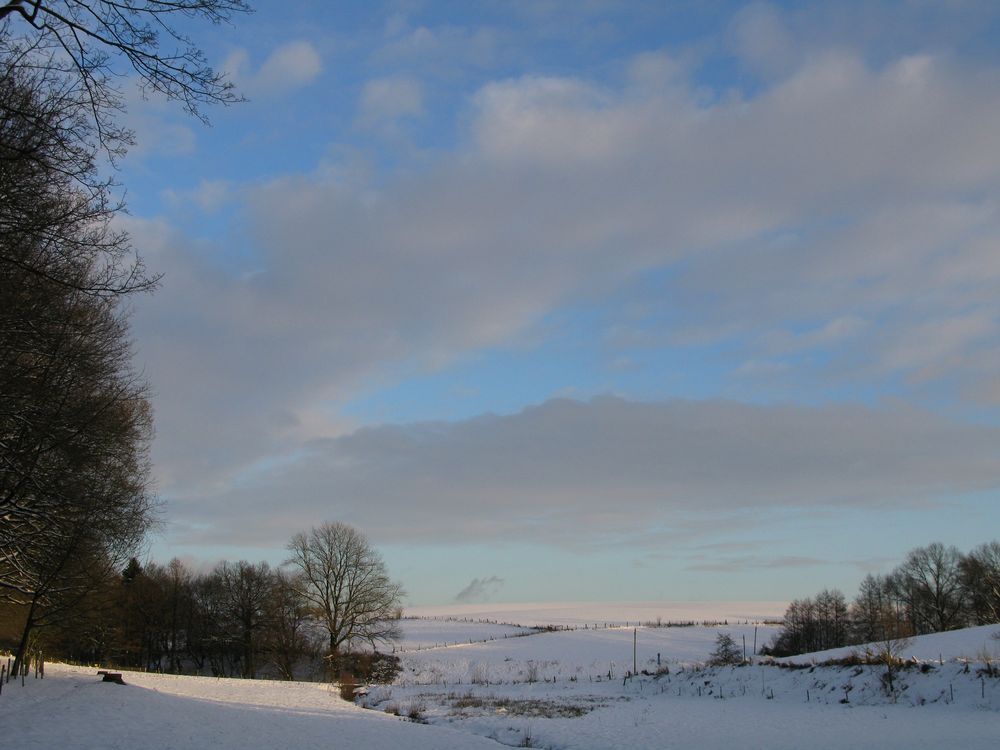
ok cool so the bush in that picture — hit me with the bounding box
[708,633,743,666]
[327,651,402,684]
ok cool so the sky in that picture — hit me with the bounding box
[107,0,1000,606]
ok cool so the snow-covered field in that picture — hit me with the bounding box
[407,600,786,627]
[396,622,777,684]
[3,606,998,749]
[372,614,1000,749]
[392,618,536,652]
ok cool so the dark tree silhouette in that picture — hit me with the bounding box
[1,1,249,675]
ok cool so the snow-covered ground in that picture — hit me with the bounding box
[3,610,998,749]
[0,662,498,750]
[407,600,786,627]
[392,617,536,652]
[397,623,777,685]
[368,616,1000,749]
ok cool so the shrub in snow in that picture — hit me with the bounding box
[708,633,743,666]
[328,651,401,684]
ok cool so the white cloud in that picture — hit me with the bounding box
[224,41,322,97]
[357,76,424,129]
[257,41,323,93]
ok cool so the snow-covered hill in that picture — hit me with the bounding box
[776,623,1000,665]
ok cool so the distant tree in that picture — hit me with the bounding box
[160,558,194,673]
[285,522,404,664]
[960,541,1000,625]
[187,569,231,676]
[216,560,272,679]
[813,589,849,649]
[764,589,850,657]
[850,574,897,644]
[892,543,966,634]
[265,569,317,680]
[708,632,743,666]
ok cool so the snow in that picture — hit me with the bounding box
[393,617,536,652]
[397,623,778,684]
[3,614,998,749]
[371,618,1000,749]
[776,623,1000,665]
[0,662,498,749]
[406,600,787,627]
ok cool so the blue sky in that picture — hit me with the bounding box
[113,1,1000,605]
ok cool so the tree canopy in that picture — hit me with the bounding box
[286,522,404,661]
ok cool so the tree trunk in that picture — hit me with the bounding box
[12,599,38,677]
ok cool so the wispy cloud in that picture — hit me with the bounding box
[224,40,322,97]
[686,556,830,573]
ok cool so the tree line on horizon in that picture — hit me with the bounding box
[1,521,405,681]
[762,540,1000,657]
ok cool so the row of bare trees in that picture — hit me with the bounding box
[7,522,404,680]
[43,558,314,679]
[765,541,1000,657]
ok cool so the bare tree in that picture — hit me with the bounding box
[0,1,250,151]
[0,55,154,297]
[892,543,966,634]
[215,560,272,679]
[764,590,849,656]
[960,541,1000,625]
[265,568,316,680]
[285,522,403,663]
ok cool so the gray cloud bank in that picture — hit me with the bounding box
[168,396,1000,549]
[132,45,1000,515]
